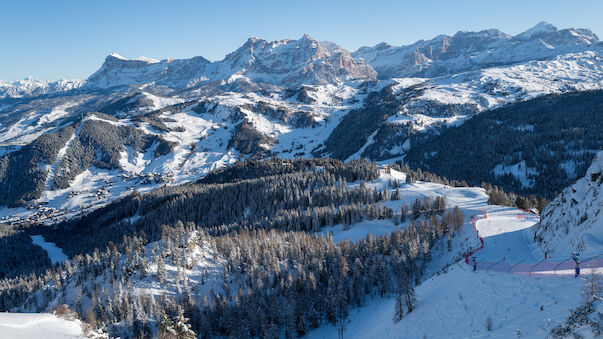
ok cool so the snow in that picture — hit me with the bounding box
[0,312,83,338]
[118,146,148,174]
[4,163,598,338]
[132,233,225,299]
[29,231,229,317]
[326,168,530,249]
[388,112,469,131]
[0,78,83,99]
[308,167,602,338]
[516,21,558,40]
[109,52,127,60]
[319,219,399,244]
[346,130,378,160]
[85,35,375,90]
[140,92,185,110]
[36,102,79,127]
[560,160,577,179]
[30,235,69,265]
[354,22,599,79]
[535,151,603,257]
[1,32,601,239]
[391,50,603,131]
[308,264,586,339]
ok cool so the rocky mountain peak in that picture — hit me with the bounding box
[516,21,558,40]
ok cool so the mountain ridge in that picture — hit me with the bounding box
[85,34,377,90]
[2,22,600,98]
[353,21,600,78]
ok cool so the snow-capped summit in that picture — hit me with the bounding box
[515,21,558,40]
[353,22,600,78]
[108,52,128,60]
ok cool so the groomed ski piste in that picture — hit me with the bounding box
[309,167,602,338]
[468,211,603,276]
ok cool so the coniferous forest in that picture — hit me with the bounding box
[0,158,468,338]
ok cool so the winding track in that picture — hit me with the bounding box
[464,210,603,275]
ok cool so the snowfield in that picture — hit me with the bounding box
[2,166,600,338]
[0,312,83,339]
[308,264,586,339]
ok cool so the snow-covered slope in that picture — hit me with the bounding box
[4,164,602,338]
[534,151,603,257]
[389,49,603,122]
[308,168,601,339]
[354,22,600,79]
[0,312,83,338]
[308,264,586,339]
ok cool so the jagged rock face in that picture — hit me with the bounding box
[534,151,603,256]
[223,35,377,84]
[85,35,376,90]
[212,35,377,85]
[85,54,212,89]
[354,22,600,78]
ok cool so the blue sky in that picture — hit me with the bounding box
[1,0,602,81]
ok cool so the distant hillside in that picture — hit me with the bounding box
[406,90,603,198]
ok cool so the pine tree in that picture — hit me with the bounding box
[403,275,416,313]
[157,254,167,284]
[393,290,404,322]
[582,269,601,302]
[157,312,176,339]
[392,188,401,200]
[173,308,197,339]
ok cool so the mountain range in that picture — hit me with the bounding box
[354,21,600,78]
[1,22,600,98]
[0,21,601,214]
[1,21,603,339]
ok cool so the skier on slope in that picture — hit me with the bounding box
[572,252,580,277]
[472,256,477,271]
